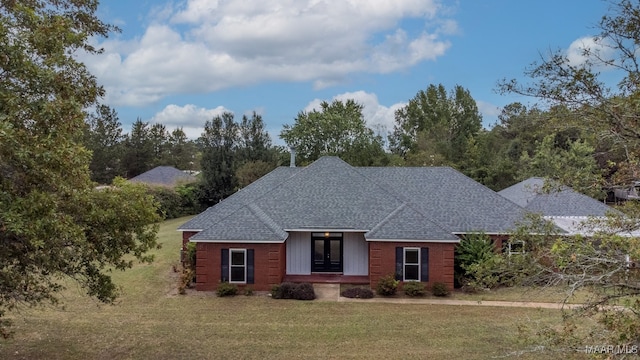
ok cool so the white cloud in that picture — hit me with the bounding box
[303,90,405,135]
[476,100,501,127]
[566,36,614,69]
[149,104,231,138]
[83,0,455,107]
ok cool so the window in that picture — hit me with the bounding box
[229,249,247,283]
[508,241,525,256]
[403,248,420,281]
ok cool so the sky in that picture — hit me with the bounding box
[84,0,613,144]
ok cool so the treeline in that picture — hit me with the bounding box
[83,107,286,217]
[85,83,619,214]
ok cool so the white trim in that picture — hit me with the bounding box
[403,247,421,282]
[452,232,510,236]
[178,229,203,232]
[366,238,460,243]
[507,240,525,256]
[229,248,247,284]
[285,228,368,232]
[189,239,286,244]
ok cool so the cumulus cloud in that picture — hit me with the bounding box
[83,0,455,107]
[566,36,614,69]
[150,104,231,138]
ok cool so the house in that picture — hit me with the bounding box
[129,166,197,187]
[498,177,618,237]
[178,156,526,292]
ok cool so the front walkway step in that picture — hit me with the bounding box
[313,283,340,301]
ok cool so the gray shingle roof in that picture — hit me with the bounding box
[129,166,196,187]
[181,157,528,242]
[498,177,615,217]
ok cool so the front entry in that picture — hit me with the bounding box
[312,232,343,272]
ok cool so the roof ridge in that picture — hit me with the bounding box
[247,203,288,239]
[366,202,408,236]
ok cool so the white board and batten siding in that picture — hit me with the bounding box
[285,231,369,276]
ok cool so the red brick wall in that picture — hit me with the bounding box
[487,234,510,253]
[195,242,286,291]
[369,242,456,291]
[182,231,198,250]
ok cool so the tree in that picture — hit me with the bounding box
[84,105,125,184]
[389,84,482,165]
[198,112,238,206]
[0,0,160,337]
[280,99,386,166]
[165,127,197,170]
[497,0,640,352]
[122,118,153,177]
[518,134,605,199]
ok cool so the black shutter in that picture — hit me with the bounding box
[420,247,429,282]
[395,247,403,280]
[247,249,255,284]
[221,248,229,282]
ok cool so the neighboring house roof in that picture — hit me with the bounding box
[498,177,620,235]
[129,166,197,187]
[498,177,614,217]
[180,156,527,242]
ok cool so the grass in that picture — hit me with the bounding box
[0,217,582,359]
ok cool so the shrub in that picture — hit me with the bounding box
[454,232,496,288]
[292,283,316,300]
[244,286,254,296]
[271,282,315,300]
[403,281,426,297]
[178,267,194,295]
[270,284,281,298]
[431,282,449,297]
[341,287,374,299]
[376,274,399,296]
[216,282,238,297]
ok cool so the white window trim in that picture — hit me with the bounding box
[508,241,525,256]
[403,247,421,282]
[229,249,247,283]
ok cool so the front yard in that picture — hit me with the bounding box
[0,217,583,359]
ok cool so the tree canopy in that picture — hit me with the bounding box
[280,99,387,166]
[0,0,161,337]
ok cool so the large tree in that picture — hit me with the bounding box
[198,112,239,206]
[0,0,160,337]
[84,105,125,184]
[121,118,153,178]
[389,84,482,165]
[496,0,640,351]
[280,99,386,166]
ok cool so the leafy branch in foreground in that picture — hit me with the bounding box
[0,0,160,337]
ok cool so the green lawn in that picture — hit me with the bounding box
[0,217,582,360]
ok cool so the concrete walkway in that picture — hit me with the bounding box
[312,283,582,310]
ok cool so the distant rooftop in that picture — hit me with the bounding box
[129,166,197,187]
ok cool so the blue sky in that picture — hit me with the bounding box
[85,0,611,144]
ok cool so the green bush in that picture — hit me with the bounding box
[292,283,316,300]
[431,282,449,297]
[244,286,254,296]
[454,232,497,288]
[216,282,238,297]
[341,287,374,299]
[403,281,426,297]
[376,274,399,296]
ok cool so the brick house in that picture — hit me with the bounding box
[178,156,526,292]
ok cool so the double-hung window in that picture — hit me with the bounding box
[403,248,420,281]
[229,249,247,283]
